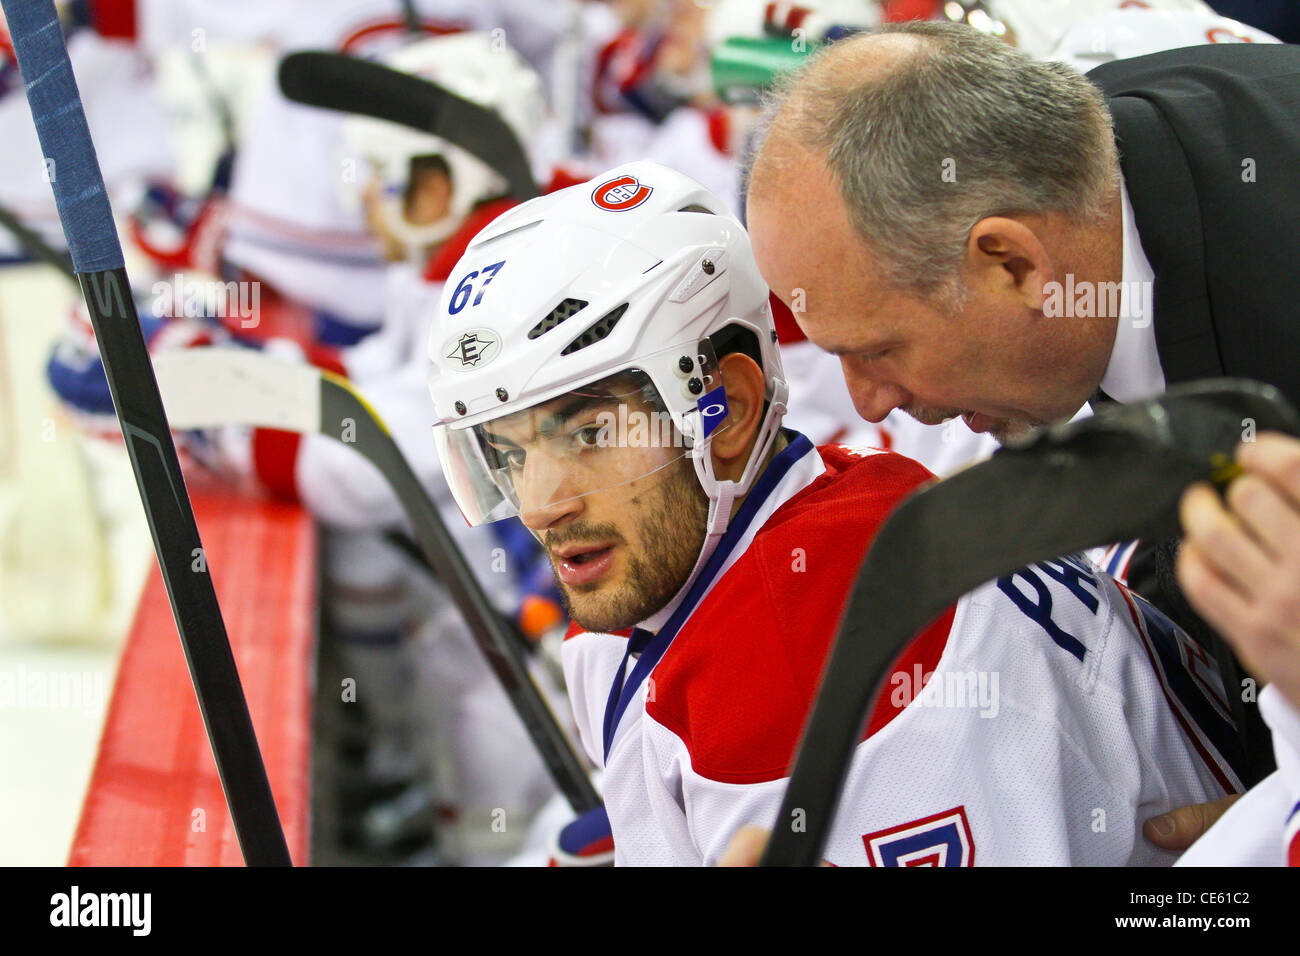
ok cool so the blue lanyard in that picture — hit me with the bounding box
[600,433,814,761]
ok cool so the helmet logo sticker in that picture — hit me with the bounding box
[592,175,653,212]
[444,329,501,369]
[698,385,729,438]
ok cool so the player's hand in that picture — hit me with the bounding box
[717,826,834,866]
[1176,432,1300,712]
[1143,795,1242,851]
[718,826,772,866]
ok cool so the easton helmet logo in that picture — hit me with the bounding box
[444,328,501,369]
[592,175,653,212]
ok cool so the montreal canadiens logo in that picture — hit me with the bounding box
[444,328,501,369]
[592,175,653,212]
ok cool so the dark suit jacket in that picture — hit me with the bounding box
[1088,47,1300,784]
[1089,44,1300,408]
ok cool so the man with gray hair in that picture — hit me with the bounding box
[744,19,1300,854]
[747,21,1300,441]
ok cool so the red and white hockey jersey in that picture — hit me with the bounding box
[562,434,1247,865]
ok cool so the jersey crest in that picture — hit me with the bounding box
[864,806,975,867]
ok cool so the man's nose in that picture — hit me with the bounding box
[517,453,585,532]
[841,358,910,423]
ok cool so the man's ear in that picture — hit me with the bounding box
[708,352,767,481]
[967,216,1054,311]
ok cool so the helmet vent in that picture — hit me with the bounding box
[561,303,629,356]
[528,298,588,340]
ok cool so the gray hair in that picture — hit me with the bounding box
[750,21,1121,308]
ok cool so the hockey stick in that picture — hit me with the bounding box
[380,527,538,654]
[153,348,603,815]
[276,50,540,201]
[0,201,75,278]
[0,0,291,866]
[398,0,422,37]
[762,379,1300,866]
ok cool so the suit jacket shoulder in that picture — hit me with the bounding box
[1088,45,1300,404]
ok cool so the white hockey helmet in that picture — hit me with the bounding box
[1048,8,1278,72]
[945,0,1217,58]
[428,160,788,558]
[342,31,544,258]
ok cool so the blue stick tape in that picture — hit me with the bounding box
[1,0,125,274]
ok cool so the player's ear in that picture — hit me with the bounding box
[966,216,1053,311]
[709,352,766,480]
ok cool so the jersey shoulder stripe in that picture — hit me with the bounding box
[1114,582,1246,793]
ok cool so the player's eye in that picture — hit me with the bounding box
[488,441,525,471]
[572,424,604,450]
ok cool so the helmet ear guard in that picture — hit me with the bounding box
[687,321,791,552]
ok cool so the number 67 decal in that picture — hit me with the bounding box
[449,260,507,315]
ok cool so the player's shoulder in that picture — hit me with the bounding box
[734,442,940,628]
[644,443,954,785]
[758,442,935,535]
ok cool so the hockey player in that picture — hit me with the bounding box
[425,160,1249,865]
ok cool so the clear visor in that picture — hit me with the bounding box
[434,346,728,526]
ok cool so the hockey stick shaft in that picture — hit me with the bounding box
[2,0,290,866]
[382,527,536,655]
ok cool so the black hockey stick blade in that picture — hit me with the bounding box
[152,349,602,815]
[761,379,1300,866]
[278,50,540,201]
[2,0,291,866]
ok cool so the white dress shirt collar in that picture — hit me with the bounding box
[1098,177,1165,403]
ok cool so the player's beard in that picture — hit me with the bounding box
[547,459,709,634]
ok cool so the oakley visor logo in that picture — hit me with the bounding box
[592,175,653,212]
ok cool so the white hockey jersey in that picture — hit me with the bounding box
[1177,683,1300,866]
[562,435,1247,865]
